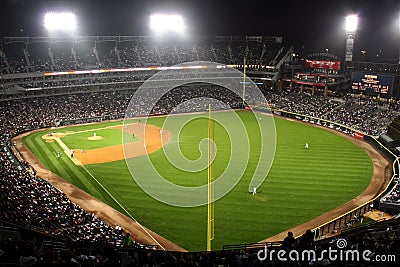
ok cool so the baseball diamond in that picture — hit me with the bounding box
[17,110,386,251]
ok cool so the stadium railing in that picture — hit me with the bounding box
[222,241,282,251]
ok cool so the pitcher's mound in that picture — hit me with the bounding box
[87,136,103,141]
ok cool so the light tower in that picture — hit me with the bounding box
[43,12,78,70]
[149,14,185,36]
[43,12,77,34]
[344,14,358,65]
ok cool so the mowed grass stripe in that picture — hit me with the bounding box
[24,132,129,217]
[29,135,89,188]
[28,135,92,192]
[32,135,99,195]
[85,160,209,250]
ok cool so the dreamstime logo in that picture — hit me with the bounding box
[122,61,276,207]
[257,238,397,263]
[336,238,347,249]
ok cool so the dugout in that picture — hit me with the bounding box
[379,133,400,148]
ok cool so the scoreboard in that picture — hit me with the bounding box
[351,72,394,94]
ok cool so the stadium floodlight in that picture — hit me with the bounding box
[150,14,185,35]
[344,14,358,63]
[345,14,358,33]
[44,12,77,32]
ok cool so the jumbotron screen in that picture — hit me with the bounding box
[351,72,394,94]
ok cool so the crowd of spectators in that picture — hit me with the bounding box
[2,220,398,266]
[0,84,244,142]
[262,88,399,137]
[132,83,243,116]
[322,95,397,136]
[381,176,400,205]
[0,148,126,246]
[1,37,283,74]
[4,80,397,138]
[264,89,342,118]
[317,219,400,266]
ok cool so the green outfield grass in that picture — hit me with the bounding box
[23,111,374,251]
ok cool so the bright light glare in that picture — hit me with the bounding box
[345,14,358,32]
[398,12,400,32]
[150,14,185,34]
[44,12,77,32]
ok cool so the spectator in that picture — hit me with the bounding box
[282,231,296,250]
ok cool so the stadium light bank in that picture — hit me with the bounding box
[150,14,186,36]
[43,12,77,33]
[344,14,358,64]
[345,14,358,33]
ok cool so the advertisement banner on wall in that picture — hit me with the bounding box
[305,60,341,70]
[354,132,364,140]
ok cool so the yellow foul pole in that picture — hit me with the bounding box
[242,57,247,107]
[207,104,214,251]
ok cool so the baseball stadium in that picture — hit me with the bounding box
[1,2,400,266]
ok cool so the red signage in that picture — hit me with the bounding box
[305,59,341,71]
[354,132,364,140]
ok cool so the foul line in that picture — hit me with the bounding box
[61,122,137,136]
[64,125,117,135]
[53,136,165,250]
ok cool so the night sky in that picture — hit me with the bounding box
[1,0,399,60]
